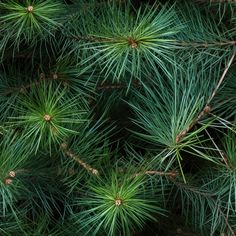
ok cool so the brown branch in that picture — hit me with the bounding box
[176,52,235,143]
[0,80,41,96]
[220,151,234,170]
[132,170,179,178]
[196,0,236,3]
[97,80,141,90]
[208,52,236,103]
[176,106,211,143]
[173,180,236,235]
[217,205,236,236]
[60,143,99,176]
[97,84,127,90]
[177,40,236,48]
[0,72,70,97]
[71,32,236,49]
[204,129,234,170]
[0,73,46,96]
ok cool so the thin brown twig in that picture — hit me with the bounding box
[176,41,236,48]
[196,0,236,3]
[0,73,46,96]
[71,31,236,49]
[173,180,236,235]
[132,170,179,178]
[96,80,141,90]
[60,143,99,176]
[176,52,236,143]
[97,84,127,90]
[217,204,236,236]
[208,52,236,103]
[61,142,178,179]
[176,106,211,143]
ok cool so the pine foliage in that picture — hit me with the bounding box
[0,0,236,235]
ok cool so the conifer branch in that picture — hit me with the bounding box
[176,106,211,143]
[177,40,236,48]
[70,35,112,43]
[208,52,236,103]
[176,52,235,143]
[218,207,236,236]
[72,34,236,49]
[204,128,234,169]
[97,80,141,90]
[173,180,236,235]
[60,143,99,176]
[196,0,236,3]
[97,83,127,90]
[132,170,178,178]
[0,73,67,96]
[0,74,45,96]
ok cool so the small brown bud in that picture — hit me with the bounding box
[131,42,137,48]
[8,171,16,178]
[43,114,51,121]
[52,73,58,80]
[204,105,211,113]
[92,169,99,175]
[115,198,122,206]
[5,178,13,185]
[27,6,34,12]
[128,38,138,49]
[60,143,68,150]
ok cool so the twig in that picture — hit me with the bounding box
[204,129,235,169]
[176,52,235,143]
[217,204,236,236]
[97,80,141,90]
[60,143,99,176]
[208,52,236,103]
[176,106,211,143]
[97,84,127,90]
[173,180,236,235]
[177,41,236,48]
[0,73,46,96]
[132,170,178,178]
[196,0,236,3]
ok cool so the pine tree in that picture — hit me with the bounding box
[0,0,236,235]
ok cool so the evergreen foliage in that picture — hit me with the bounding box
[0,0,236,235]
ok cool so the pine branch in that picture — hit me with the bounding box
[0,72,74,97]
[217,205,236,236]
[132,170,179,178]
[173,180,236,235]
[97,80,141,90]
[208,52,236,103]
[0,73,47,96]
[60,142,178,179]
[196,0,236,3]
[177,40,236,48]
[176,106,211,143]
[60,143,99,176]
[176,52,235,143]
[1,70,135,97]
